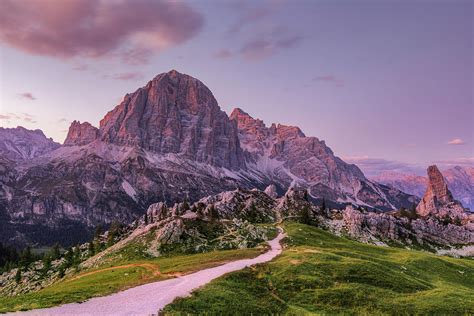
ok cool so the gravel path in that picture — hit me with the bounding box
[9,229,285,316]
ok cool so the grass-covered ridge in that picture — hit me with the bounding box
[0,247,263,313]
[165,223,474,315]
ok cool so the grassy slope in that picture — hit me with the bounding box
[0,248,262,312]
[165,223,474,315]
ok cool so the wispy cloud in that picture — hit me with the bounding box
[313,75,344,87]
[240,35,303,61]
[447,138,465,145]
[434,157,474,167]
[343,155,425,176]
[18,92,36,100]
[0,112,37,124]
[227,6,273,35]
[57,118,69,124]
[112,72,144,81]
[0,0,204,65]
[213,49,233,59]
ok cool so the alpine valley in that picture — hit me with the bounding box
[1,70,474,315]
[0,70,419,248]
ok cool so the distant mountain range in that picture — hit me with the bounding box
[372,166,474,211]
[0,70,417,247]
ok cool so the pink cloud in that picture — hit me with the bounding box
[18,92,36,100]
[1,112,37,123]
[447,138,465,145]
[240,35,302,61]
[0,0,203,64]
[112,72,144,81]
[313,75,344,87]
[213,49,233,59]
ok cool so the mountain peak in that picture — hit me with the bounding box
[99,71,244,169]
[64,120,99,146]
[416,165,463,217]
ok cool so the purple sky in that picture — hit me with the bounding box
[0,0,472,176]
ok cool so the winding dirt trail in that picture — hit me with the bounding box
[9,229,286,316]
[67,263,161,282]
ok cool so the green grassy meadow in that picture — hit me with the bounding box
[0,247,262,312]
[165,223,474,315]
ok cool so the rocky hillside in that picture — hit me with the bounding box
[2,172,473,300]
[373,166,474,210]
[0,70,416,247]
[230,108,416,209]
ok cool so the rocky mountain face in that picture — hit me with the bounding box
[0,127,59,161]
[230,108,416,210]
[373,166,474,211]
[63,121,99,146]
[0,70,417,247]
[100,70,244,169]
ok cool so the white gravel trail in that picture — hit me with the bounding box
[8,230,285,316]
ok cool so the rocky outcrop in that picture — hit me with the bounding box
[264,184,278,199]
[323,205,474,249]
[63,121,99,146]
[0,127,59,161]
[372,166,474,211]
[146,202,169,222]
[99,70,244,170]
[416,165,466,219]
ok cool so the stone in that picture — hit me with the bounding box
[417,165,465,218]
[64,121,99,146]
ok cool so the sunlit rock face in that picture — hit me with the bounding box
[99,70,244,170]
[417,165,466,219]
[64,121,99,146]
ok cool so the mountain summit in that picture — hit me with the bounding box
[99,70,244,169]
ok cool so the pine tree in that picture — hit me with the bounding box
[64,247,74,268]
[300,206,312,225]
[58,265,65,278]
[94,224,104,240]
[41,255,52,278]
[19,246,33,268]
[321,198,327,211]
[181,198,190,212]
[88,241,95,256]
[144,213,148,225]
[15,268,21,284]
[208,204,219,221]
[107,221,122,247]
[51,243,61,260]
